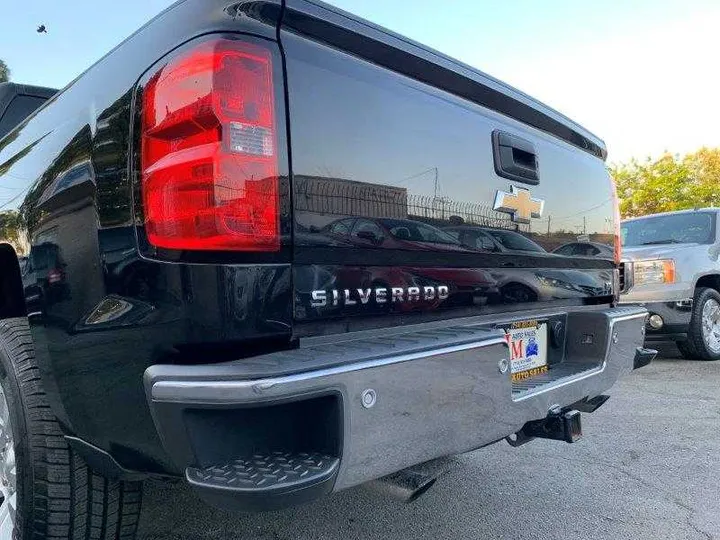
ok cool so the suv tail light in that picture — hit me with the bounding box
[141,38,279,252]
[48,268,63,284]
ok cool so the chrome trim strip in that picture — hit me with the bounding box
[608,310,648,324]
[151,335,507,404]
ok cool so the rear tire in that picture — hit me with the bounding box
[678,287,720,361]
[0,318,142,539]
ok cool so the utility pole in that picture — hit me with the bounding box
[432,167,442,220]
[583,216,587,235]
[546,216,552,236]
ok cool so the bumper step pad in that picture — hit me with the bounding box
[186,451,340,511]
[511,362,602,398]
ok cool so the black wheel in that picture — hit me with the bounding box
[500,283,537,305]
[678,287,720,361]
[0,318,142,539]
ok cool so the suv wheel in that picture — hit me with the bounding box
[0,318,142,539]
[677,287,720,361]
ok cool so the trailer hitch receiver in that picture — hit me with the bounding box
[507,406,582,446]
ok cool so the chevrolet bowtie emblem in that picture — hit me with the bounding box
[493,186,545,224]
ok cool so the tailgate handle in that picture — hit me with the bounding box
[492,130,539,185]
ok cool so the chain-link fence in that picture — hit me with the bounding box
[295,176,408,219]
[407,194,527,232]
[294,175,527,232]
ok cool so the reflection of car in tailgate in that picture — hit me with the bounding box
[554,242,614,258]
[20,242,68,311]
[445,225,547,254]
[0,0,653,533]
[320,217,472,252]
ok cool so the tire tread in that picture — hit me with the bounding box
[680,287,720,361]
[0,318,141,539]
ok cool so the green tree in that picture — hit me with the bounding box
[0,60,9,83]
[611,148,720,218]
[0,210,22,251]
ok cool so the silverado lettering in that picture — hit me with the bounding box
[310,285,450,307]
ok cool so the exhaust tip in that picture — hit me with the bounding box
[368,458,457,503]
[404,476,436,503]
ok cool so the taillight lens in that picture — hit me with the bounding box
[610,175,622,264]
[141,38,279,251]
[48,268,62,284]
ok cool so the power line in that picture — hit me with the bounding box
[394,167,438,186]
[0,187,29,211]
[542,198,613,223]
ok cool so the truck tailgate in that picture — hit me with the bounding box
[280,1,617,334]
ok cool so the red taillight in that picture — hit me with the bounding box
[141,38,279,252]
[48,268,62,284]
[610,176,622,264]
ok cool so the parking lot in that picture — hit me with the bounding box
[138,343,720,540]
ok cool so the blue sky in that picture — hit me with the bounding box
[2,0,719,162]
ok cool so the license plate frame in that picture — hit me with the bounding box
[504,320,549,382]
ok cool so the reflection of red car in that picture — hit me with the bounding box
[320,218,474,252]
[335,265,408,290]
[417,268,499,307]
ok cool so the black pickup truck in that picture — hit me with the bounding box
[0,1,653,538]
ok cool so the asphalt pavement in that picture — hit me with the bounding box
[137,343,720,540]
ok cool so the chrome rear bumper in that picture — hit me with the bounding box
[144,306,649,509]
